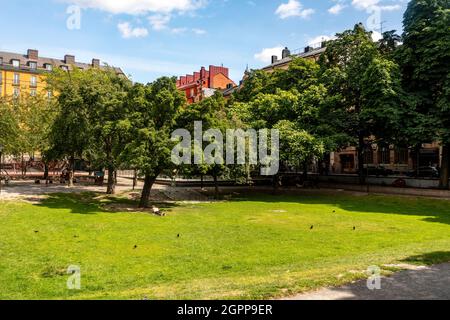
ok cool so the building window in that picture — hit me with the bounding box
[29,62,37,70]
[30,89,37,97]
[395,148,409,165]
[378,147,391,165]
[61,65,68,71]
[13,73,20,85]
[12,60,20,68]
[363,150,374,164]
[0,57,3,65]
[47,90,53,99]
[30,76,37,87]
[13,87,20,97]
[45,64,53,71]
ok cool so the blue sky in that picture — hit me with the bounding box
[0,0,409,83]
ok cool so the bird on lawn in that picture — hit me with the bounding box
[177,234,180,238]
[134,245,138,249]
[310,225,314,230]
[353,226,356,231]
[34,231,39,233]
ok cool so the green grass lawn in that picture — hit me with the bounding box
[1,191,450,300]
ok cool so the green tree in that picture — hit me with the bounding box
[231,57,331,184]
[21,96,58,179]
[79,68,131,194]
[233,69,274,102]
[177,92,240,199]
[274,120,325,181]
[378,30,402,56]
[121,77,185,208]
[0,98,20,156]
[47,68,92,187]
[320,24,405,183]
[398,0,450,188]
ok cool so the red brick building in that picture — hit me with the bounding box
[176,65,236,104]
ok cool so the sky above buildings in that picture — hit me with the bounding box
[0,0,409,83]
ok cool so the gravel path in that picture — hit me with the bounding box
[283,263,450,300]
[0,177,207,202]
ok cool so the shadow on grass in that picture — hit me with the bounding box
[221,188,450,226]
[35,192,180,215]
[33,187,450,226]
[402,251,450,266]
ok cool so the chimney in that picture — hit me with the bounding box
[282,47,291,59]
[64,55,75,64]
[304,46,313,53]
[200,66,207,78]
[92,58,100,68]
[27,49,39,60]
[271,55,278,64]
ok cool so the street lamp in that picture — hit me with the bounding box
[0,144,3,194]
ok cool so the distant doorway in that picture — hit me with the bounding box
[340,154,355,173]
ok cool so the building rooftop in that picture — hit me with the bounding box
[176,65,234,90]
[262,46,326,71]
[0,49,124,75]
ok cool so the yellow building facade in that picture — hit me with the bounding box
[0,68,48,98]
[0,49,123,99]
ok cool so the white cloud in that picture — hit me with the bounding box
[307,35,335,47]
[371,30,382,41]
[379,4,401,11]
[352,0,380,11]
[148,14,171,30]
[169,27,206,35]
[275,0,315,19]
[351,0,401,12]
[254,46,283,63]
[171,27,188,34]
[192,28,206,35]
[328,3,346,15]
[64,0,206,15]
[117,22,149,38]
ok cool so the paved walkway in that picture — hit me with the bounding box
[0,177,208,202]
[0,177,141,200]
[283,263,450,300]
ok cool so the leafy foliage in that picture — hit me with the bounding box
[120,77,185,207]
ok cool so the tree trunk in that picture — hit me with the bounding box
[302,161,308,182]
[139,175,156,208]
[21,154,25,178]
[133,170,138,191]
[106,166,116,195]
[439,145,449,190]
[358,134,366,185]
[272,174,279,195]
[68,156,75,187]
[44,162,49,180]
[213,174,219,199]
